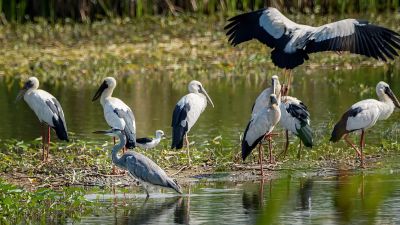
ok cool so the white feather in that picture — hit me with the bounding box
[103,97,136,132]
[24,89,60,127]
[177,93,207,132]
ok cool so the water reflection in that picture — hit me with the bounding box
[76,173,400,225]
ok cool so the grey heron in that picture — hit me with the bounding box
[94,129,182,197]
[225,7,400,94]
[330,81,400,167]
[242,94,281,176]
[136,130,165,150]
[16,77,69,161]
[92,77,136,149]
[171,80,214,166]
[279,96,313,158]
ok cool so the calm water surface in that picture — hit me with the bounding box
[0,67,399,146]
[72,171,400,225]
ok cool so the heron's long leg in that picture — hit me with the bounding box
[344,134,362,157]
[258,143,264,177]
[360,130,365,168]
[185,134,191,166]
[297,140,303,159]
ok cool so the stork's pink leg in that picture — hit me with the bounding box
[360,130,365,168]
[268,135,275,164]
[258,144,264,177]
[47,126,50,161]
[344,134,362,157]
[42,124,46,162]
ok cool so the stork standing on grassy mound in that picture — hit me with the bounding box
[16,77,69,162]
[225,7,400,94]
[330,81,400,167]
[171,80,214,166]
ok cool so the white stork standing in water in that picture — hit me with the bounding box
[92,77,136,150]
[16,77,69,162]
[242,94,281,176]
[225,7,400,94]
[279,96,313,159]
[330,81,400,167]
[136,130,165,150]
[171,80,214,166]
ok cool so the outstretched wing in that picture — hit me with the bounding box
[225,7,304,48]
[306,19,400,61]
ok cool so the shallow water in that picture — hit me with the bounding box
[71,171,400,225]
[1,66,399,146]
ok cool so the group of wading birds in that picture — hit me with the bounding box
[14,7,400,196]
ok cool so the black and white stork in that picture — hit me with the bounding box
[225,7,400,94]
[330,81,400,167]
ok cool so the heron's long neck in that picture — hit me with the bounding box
[100,88,114,106]
[111,132,126,168]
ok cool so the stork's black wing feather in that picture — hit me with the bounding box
[45,98,69,141]
[114,108,136,148]
[306,20,400,61]
[171,102,190,149]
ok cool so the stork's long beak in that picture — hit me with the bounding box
[15,89,27,102]
[92,81,108,101]
[385,87,400,108]
[272,78,276,95]
[200,86,214,108]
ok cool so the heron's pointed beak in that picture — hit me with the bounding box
[385,87,400,108]
[200,87,214,108]
[92,81,108,101]
[15,89,27,102]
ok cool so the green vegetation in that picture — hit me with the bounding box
[0,180,92,224]
[1,14,399,87]
[0,0,398,23]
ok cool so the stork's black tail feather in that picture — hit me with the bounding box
[271,49,309,69]
[171,126,186,149]
[52,117,69,142]
[296,123,313,148]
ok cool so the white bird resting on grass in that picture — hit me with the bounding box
[16,76,69,162]
[330,81,400,167]
[225,7,400,94]
[171,80,214,166]
[136,130,165,150]
[94,129,182,198]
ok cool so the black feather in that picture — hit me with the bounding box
[241,120,265,161]
[171,103,190,149]
[136,137,153,144]
[330,107,363,142]
[45,98,69,141]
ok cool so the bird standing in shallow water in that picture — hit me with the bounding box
[92,77,136,150]
[94,129,182,198]
[171,80,214,166]
[242,94,281,176]
[279,96,313,159]
[225,7,400,95]
[136,130,165,150]
[330,81,400,167]
[16,77,69,162]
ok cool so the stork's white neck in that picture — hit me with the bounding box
[377,92,395,120]
[100,87,114,106]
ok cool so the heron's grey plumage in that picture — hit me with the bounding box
[102,129,182,196]
[226,7,400,69]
